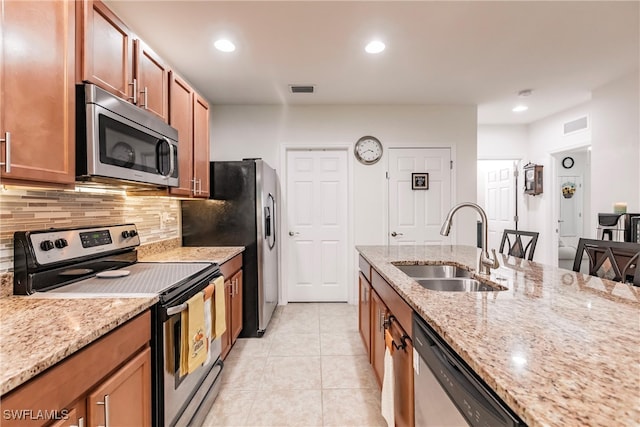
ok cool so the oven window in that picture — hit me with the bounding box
[99,114,177,177]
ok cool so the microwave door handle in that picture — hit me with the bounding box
[167,139,176,177]
[155,138,175,177]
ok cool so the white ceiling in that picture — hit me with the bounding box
[106,1,639,124]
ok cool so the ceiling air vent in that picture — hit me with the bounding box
[563,116,588,135]
[289,85,315,94]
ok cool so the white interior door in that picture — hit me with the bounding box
[559,175,583,248]
[388,148,451,245]
[286,149,348,302]
[481,160,517,252]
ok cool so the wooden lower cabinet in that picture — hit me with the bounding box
[389,317,415,427]
[220,254,243,359]
[358,255,415,426]
[87,347,151,427]
[0,311,151,427]
[358,272,371,358]
[49,400,86,427]
[370,289,388,387]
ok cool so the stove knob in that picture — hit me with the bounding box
[54,238,68,249]
[40,240,55,251]
[129,229,138,237]
[121,230,130,239]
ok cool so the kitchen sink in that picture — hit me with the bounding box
[393,263,506,292]
[416,278,505,292]
[394,264,472,279]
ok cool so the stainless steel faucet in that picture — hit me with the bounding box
[440,202,499,275]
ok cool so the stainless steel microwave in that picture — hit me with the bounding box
[76,83,179,187]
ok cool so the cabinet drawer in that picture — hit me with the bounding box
[371,270,412,335]
[359,255,372,282]
[220,254,242,279]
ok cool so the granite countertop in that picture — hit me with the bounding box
[138,246,244,265]
[0,296,156,395]
[357,245,640,427]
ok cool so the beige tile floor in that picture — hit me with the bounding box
[201,303,387,427]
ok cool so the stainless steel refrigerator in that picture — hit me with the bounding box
[181,159,278,337]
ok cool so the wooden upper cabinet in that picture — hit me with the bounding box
[87,347,152,427]
[193,93,210,198]
[81,0,135,101]
[168,72,195,196]
[135,39,169,122]
[0,0,75,185]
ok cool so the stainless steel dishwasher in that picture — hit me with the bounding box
[413,314,526,427]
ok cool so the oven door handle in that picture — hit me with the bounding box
[166,302,188,316]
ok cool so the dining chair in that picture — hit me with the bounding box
[499,229,539,261]
[572,238,640,286]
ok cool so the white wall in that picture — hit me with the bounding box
[523,103,592,264]
[210,104,478,246]
[477,125,528,159]
[590,71,640,218]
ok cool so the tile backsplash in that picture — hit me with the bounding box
[0,187,180,272]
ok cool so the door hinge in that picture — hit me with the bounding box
[450,160,453,170]
[514,215,519,222]
[385,171,390,179]
[513,168,519,177]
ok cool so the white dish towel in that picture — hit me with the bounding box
[381,344,395,427]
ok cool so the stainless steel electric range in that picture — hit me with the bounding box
[13,224,223,427]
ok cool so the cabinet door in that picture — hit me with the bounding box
[231,269,244,341]
[358,273,371,358]
[220,278,233,359]
[168,72,194,197]
[87,347,151,427]
[81,0,134,101]
[389,318,414,427]
[49,399,86,427]
[1,0,75,185]
[370,290,388,387]
[192,93,210,198]
[135,39,169,122]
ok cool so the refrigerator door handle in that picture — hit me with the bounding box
[264,206,271,238]
[267,193,276,250]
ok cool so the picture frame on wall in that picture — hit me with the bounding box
[412,173,429,190]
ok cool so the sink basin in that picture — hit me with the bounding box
[417,278,504,292]
[394,264,472,279]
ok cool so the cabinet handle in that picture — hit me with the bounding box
[70,417,85,427]
[0,132,10,173]
[378,310,383,332]
[97,394,110,427]
[197,179,202,195]
[129,79,138,104]
[139,87,148,109]
[191,178,197,194]
[391,335,410,351]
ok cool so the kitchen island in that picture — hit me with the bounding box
[357,244,639,427]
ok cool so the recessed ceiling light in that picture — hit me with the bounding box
[365,40,385,54]
[512,105,528,113]
[214,39,236,52]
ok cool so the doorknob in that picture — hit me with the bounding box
[289,231,300,236]
[391,232,404,237]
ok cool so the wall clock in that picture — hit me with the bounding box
[354,136,383,165]
[562,156,574,169]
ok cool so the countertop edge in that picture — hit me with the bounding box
[0,296,157,396]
